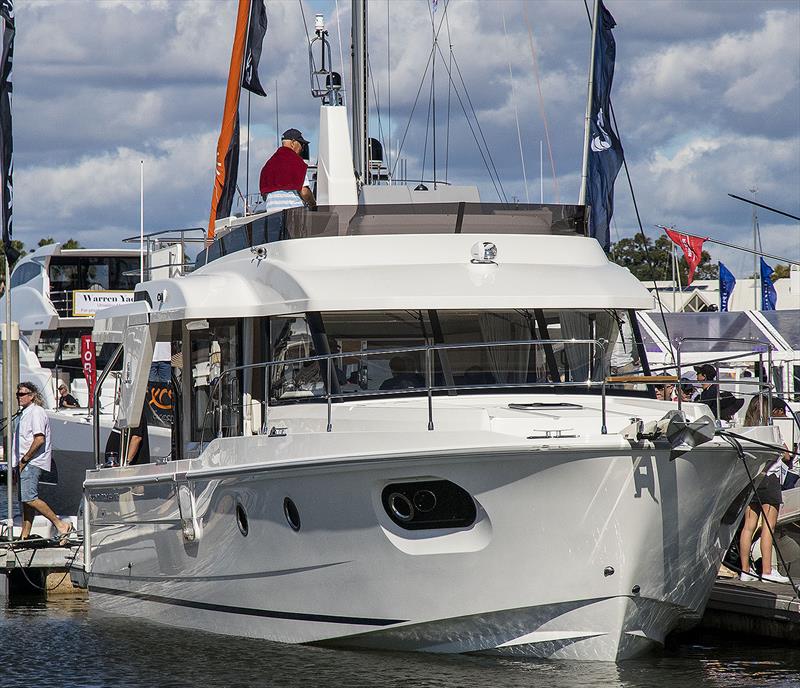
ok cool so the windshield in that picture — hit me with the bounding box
[269,309,629,402]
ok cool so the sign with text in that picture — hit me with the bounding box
[80,335,97,408]
[72,290,135,317]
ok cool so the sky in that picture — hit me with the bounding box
[11,0,800,277]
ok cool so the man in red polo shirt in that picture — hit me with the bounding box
[259,128,316,212]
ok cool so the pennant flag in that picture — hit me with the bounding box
[585,0,624,252]
[664,228,705,285]
[208,0,251,244]
[719,261,735,312]
[432,0,440,13]
[242,0,268,97]
[0,0,17,269]
[760,257,777,311]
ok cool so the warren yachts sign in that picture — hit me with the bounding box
[72,290,135,317]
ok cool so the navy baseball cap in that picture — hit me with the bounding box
[282,128,309,144]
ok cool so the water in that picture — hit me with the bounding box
[0,596,798,688]
[2,493,798,686]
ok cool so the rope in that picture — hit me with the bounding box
[523,3,559,203]
[7,538,83,593]
[502,8,529,203]
[720,433,799,594]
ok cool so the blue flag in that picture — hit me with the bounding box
[585,0,624,252]
[719,262,735,312]
[760,257,777,311]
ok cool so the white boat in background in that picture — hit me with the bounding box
[0,242,174,515]
[70,4,788,661]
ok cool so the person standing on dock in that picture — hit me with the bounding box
[259,128,316,213]
[12,382,74,543]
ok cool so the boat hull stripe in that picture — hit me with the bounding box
[89,586,405,626]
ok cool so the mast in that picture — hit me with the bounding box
[351,0,368,185]
[578,0,600,205]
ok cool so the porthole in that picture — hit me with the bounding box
[236,502,249,536]
[387,492,414,522]
[283,497,301,531]
[381,480,476,531]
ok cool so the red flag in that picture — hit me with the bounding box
[80,335,97,409]
[664,229,706,285]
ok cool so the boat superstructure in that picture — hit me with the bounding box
[73,3,786,661]
[1,242,174,516]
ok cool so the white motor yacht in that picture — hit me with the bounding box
[72,4,785,661]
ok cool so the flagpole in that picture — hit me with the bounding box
[4,255,12,541]
[139,160,144,282]
[653,225,800,267]
[671,245,676,312]
[751,187,758,310]
[578,0,600,206]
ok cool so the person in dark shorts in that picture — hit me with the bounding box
[738,395,791,583]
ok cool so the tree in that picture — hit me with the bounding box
[37,237,82,249]
[772,264,790,281]
[610,233,717,283]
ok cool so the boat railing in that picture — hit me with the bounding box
[675,336,774,421]
[121,226,206,280]
[198,337,615,447]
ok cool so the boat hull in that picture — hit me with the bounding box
[83,435,767,661]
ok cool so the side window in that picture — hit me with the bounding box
[188,319,241,441]
[269,316,323,403]
[10,262,41,289]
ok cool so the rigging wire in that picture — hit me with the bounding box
[367,54,389,181]
[443,7,453,184]
[502,8,529,203]
[523,3,560,203]
[387,0,391,176]
[434,43,506,202]
[298,0,318,74]
[334,0,347,102]
[449,52,508,202]
[419,57,435,184]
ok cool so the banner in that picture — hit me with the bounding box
[72,289,134,317]
[585,0,624,252]
[664,228,706,285]
[207,0,251,243]
[241,0,268,97]
[0,0,17,268]
[718,261,735,312]
[80,335,97,409]
[760,257,777,311]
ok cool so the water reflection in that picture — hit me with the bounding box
[1,598,797,688]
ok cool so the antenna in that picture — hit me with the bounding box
[309,13,343,105]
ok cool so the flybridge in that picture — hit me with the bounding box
[196,202,588,267]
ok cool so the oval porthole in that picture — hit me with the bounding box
[283,497,301,531]
[236,503,249,536]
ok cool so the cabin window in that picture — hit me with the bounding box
[265,309,623,404]
[188,319,242,442]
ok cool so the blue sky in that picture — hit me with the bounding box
[10,0,800,276]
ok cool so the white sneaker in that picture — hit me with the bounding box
[739,571,758,582]
[762,569,791,584]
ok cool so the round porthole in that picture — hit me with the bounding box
[387,492,414,522]
[236,503,249,536]
[283,497,301,531]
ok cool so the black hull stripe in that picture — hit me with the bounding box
[90,586,405,627]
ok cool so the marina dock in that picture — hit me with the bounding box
[701,577,800,641]
[0,540,84,600]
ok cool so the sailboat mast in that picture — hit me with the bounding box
[578,0,600,206]
[351,0,369,185]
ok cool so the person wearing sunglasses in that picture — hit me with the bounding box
[12,382,74,543]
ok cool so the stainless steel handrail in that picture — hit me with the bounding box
[197,337,609,447]
[93,343,124,469]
